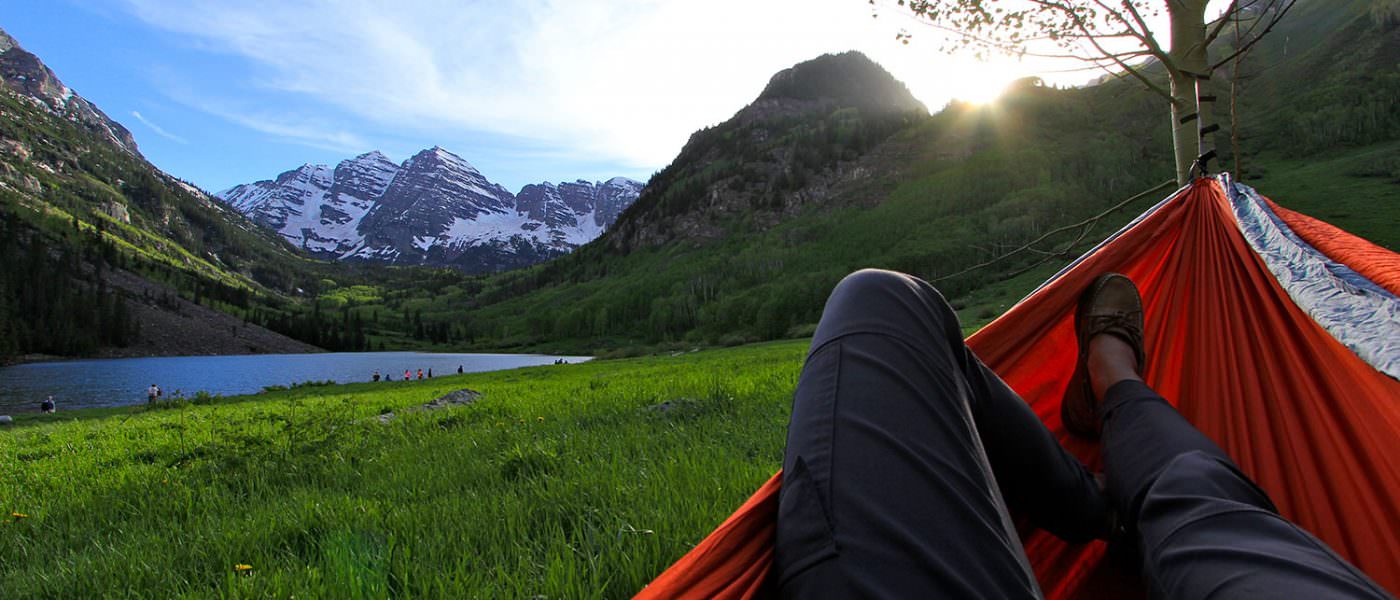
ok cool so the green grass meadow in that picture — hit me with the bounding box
[1250,141,1400,250]
[1,342,807,598]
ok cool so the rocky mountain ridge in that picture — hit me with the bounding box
[217,147,641,272]
[603,51,927,252]
[0,28,141,157]
[0,27,330,361]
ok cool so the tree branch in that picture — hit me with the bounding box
[1040,57,1154,75]
[908,17,1139,61]
[1031,0,1174,100]
[1023,48,1154,62]
[1202,0,1240,48]
[999,222,1097,280]
[932,179,1175,283]
[1210,0,1297,70]
[1120,0,1170,62]
[1087,0,1141,34]
[1229,0,1286,47]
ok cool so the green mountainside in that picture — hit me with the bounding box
[0,3,1395,596]
[0,0,1394,361]
[308,0,1394,355]
[0,25,483,359]
[0,77,344,358]
[605,51,928,252]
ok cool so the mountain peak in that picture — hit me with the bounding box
[0,28,18,54]
[604,52,925,252]
[273,163,333,187]
[289,163,332,177]
[0,27,141,156]
[603,176,640,187]
[756,51,926,115]
[354,150,392,162]
[409,145,479,173]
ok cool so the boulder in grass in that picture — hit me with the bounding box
[0,415,13,425]
[374,389,482,424]
[422,389,481,410]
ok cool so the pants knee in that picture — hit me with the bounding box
[830,269,950,313]
[833,269,915,299]
[825,269,955,329]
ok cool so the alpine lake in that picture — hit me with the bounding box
[0,352,590,414]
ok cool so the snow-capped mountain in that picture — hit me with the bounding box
[216,147,642,272]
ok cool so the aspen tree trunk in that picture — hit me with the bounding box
[1168,0,1211,186]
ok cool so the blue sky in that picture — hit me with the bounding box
[0,1,1107,194]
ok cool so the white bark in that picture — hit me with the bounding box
[1168,1,1211,186]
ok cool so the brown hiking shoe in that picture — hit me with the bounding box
[1062,273,1145,439]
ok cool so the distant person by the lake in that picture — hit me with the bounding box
[404,370,411,381]
[427,368,433,379]
[417,369,424,380]
[373,370,381,382]
[457,365,463,374]
[40,395,55,413]
[147,384,160,404]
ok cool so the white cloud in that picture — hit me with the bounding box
[130,110,187,144]
[174,93,369,154]
[119,0,1111,170]
[213,110,368,154]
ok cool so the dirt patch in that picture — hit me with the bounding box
[97,268,321,359]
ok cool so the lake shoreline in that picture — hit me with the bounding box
[1,346,323,368]
[0,344,595,368]
[0,351,591,413]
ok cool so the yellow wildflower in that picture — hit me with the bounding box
[234,564,253,573]
[537,416,544,422]
[10,512,29,519]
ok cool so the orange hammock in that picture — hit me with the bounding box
[636,177,1400,599]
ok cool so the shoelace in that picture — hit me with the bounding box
[1085,312,1144,369]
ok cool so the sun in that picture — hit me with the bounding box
[901,57,1027,107]
[947,60,1021,105]
[953,74,1015,104]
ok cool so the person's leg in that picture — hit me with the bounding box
[1091,336,1391,599]
[774,269,1106,598]
[962,345,1110,544]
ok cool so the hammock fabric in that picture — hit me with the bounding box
[635,176,1400,599]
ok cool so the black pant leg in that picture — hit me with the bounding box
[1099,380,1233,524]
[962,352,1109,543]
[1101,380,1391,599]
[775,269,1036,598]
[775,270,1105,597]
[847,269,1109,542]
